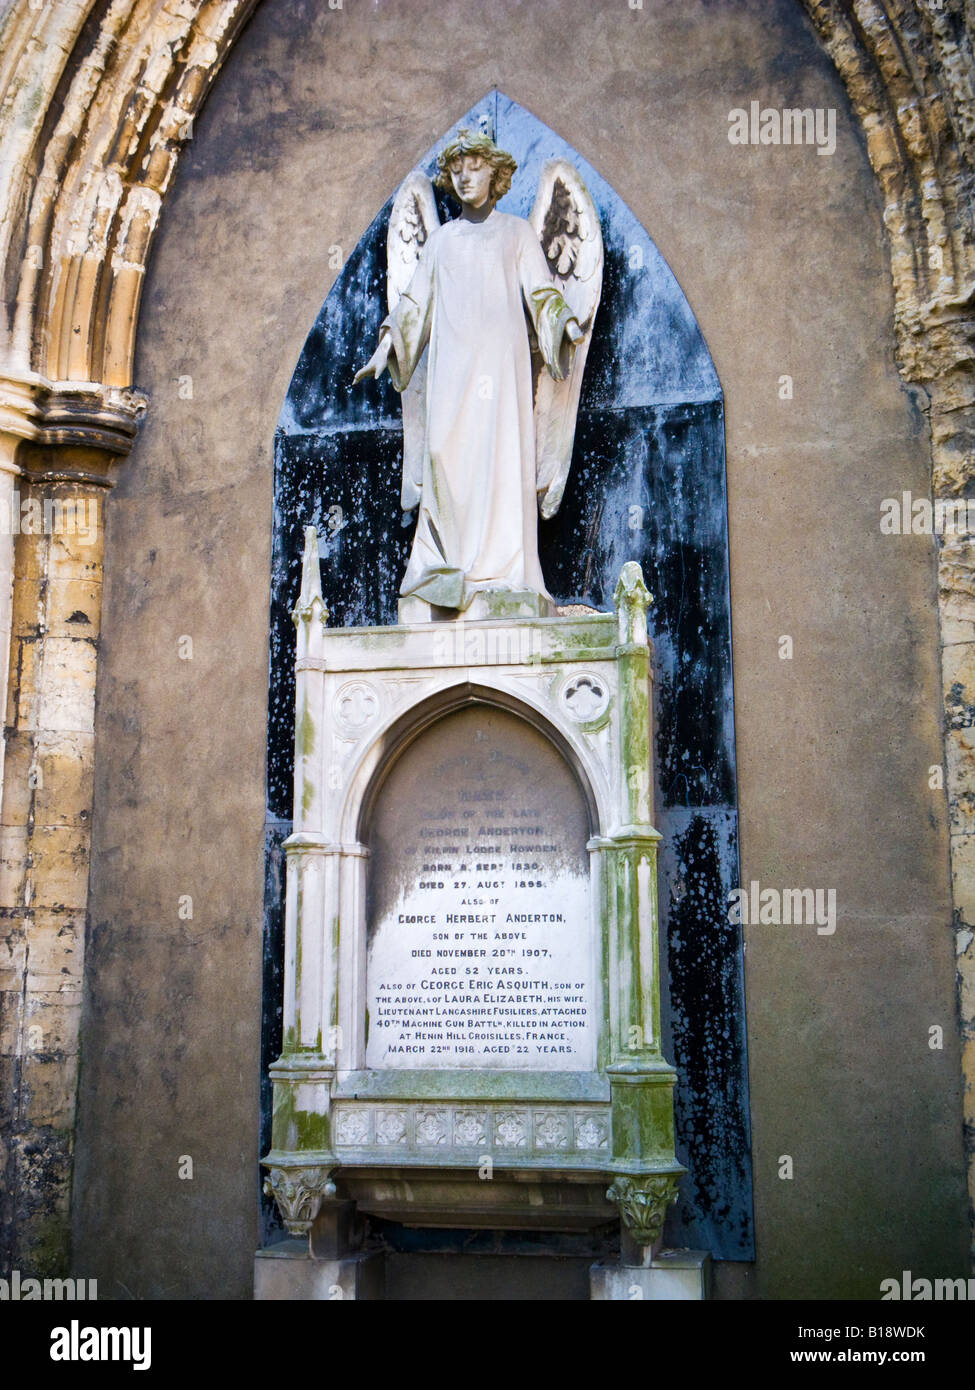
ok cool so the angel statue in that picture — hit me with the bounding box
[353,128,603,615]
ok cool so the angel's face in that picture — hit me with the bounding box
[448,154,494,209]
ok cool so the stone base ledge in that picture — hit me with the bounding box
[254,1241,385,1301]
[590,1249,711,1301]
[397,586,556,623]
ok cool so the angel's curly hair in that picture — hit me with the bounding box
[435,129,517,202]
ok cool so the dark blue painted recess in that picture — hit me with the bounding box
[263,93,754,1260]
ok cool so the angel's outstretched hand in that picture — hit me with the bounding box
[353,335,391,385]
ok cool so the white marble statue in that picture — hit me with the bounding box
[354,129,603,613]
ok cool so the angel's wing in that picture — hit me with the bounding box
[387,171,439,511]
[530,160,604,519]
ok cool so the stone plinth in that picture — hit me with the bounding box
[257,541,685,1292]
[254,1241,385,1301]
[590,1249,710,1301]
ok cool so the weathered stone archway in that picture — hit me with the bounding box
[802,1,975,1267]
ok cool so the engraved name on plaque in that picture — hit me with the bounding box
[365,705,595,1070]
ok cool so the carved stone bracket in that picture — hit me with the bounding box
[263,1164,339,1236]
[606,1173,681,1247]
[0,371,147,479]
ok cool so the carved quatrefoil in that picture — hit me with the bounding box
[560,673,609,722]
[334,680,380,733]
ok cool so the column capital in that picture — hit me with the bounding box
[606,1171,683,1249]
[0,370,146,478]
[261,1161,339,1236]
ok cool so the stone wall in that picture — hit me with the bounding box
[76,0,968,1296]
[0,0,972,1298]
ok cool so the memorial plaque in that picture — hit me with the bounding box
[260,100,694,1283]
[366,705,595,1070]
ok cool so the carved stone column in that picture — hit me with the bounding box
[606,565,682,1225]
[590,564,706,1298]
[0,372,141,1272]
[930,370,975,1263]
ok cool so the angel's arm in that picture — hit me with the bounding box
[353,248,435,389]
[518,230,581,382]
[352,332,391,384]
[354,172,439,389]
[528,162,603,519]
[381,254,435,392]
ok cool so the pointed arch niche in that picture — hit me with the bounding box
[264,93,753,1260]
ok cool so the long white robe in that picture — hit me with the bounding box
[382,209,576,611]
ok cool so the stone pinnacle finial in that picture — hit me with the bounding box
[614,561,652,647]
[292,525,327,627]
